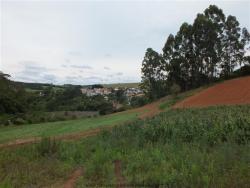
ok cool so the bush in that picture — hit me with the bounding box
[39,117,46,122]
[170,83,181,97]
[71,115,77,119]
[130,96,148,107]
[13,117,26,125]
[3,120,12,126]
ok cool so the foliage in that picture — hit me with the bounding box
[170,83,181,97]
[0,75,117,125]
[108,88,128,105]
[0,73,29,114]
[0,105,249,187]
[78,105,250,186]
[0,111,99,126]
[226,65,250,79]
[0,146,72,187]
[130,96,148,107]
[90,84,104,89]
[141,5,250,100]
[141,48,168,100]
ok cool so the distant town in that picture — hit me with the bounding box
[80,87,143,98]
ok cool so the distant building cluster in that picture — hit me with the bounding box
[124,88,144,97]
[80,87,144,98]
[80,88,112,96]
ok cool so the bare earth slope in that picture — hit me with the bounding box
[174,76,250,108]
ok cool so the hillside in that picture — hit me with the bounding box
[103,82,140,88]
[174,76,250,108]
[1,105,249,187]
[0,80,249,187]
[0,97,163,147]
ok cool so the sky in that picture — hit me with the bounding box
[1,0,250,85]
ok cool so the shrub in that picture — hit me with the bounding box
[13,117,26,125]
[39,117,46,122]
[71,115,77,119]
[170,83,181,97]
[4,120,12,126]
[130,96,148,107]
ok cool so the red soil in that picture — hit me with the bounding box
[174,76,250,108]
[114,160,126,188]
[129,96,166,119]
[63,168,83,188]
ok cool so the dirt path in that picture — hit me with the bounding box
[114,160,126,188]
[0,97,165,149]
[0,125,114,149]
[63,168,83,188]
[61,160,126,188]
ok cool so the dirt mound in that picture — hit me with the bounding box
[174,76,250,108]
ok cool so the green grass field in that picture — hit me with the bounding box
[0,87,203,145]
[0,110,140,144]
[1,85,249,187]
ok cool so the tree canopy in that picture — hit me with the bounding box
[141,5,250,100]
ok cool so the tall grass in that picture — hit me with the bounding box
[0,105,249,187]
[77,105,250,187]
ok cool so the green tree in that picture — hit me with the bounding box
[141,48,167,100]
[221,15,243,78]
[0,72,28,114]
[204,5,225,80]
[241,27,250,65]
[173,23,194,90]
[170,83,181,97]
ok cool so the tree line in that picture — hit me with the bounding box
[0,72,28,114]
[141,5,250,100]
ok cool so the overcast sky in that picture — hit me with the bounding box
[1,0,250,85]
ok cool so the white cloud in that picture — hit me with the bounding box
[1,1,249,84]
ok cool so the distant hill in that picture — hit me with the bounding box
[16,81,140,92]
[103,82,139,88]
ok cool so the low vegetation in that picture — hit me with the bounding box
[0,110,140,144]
[158,86,204,110]
[0,105,249,187]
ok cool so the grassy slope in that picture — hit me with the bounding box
[0,84,249,187]
[0,105,249,187]
[0,111,140,144]
[0,86,205,144]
